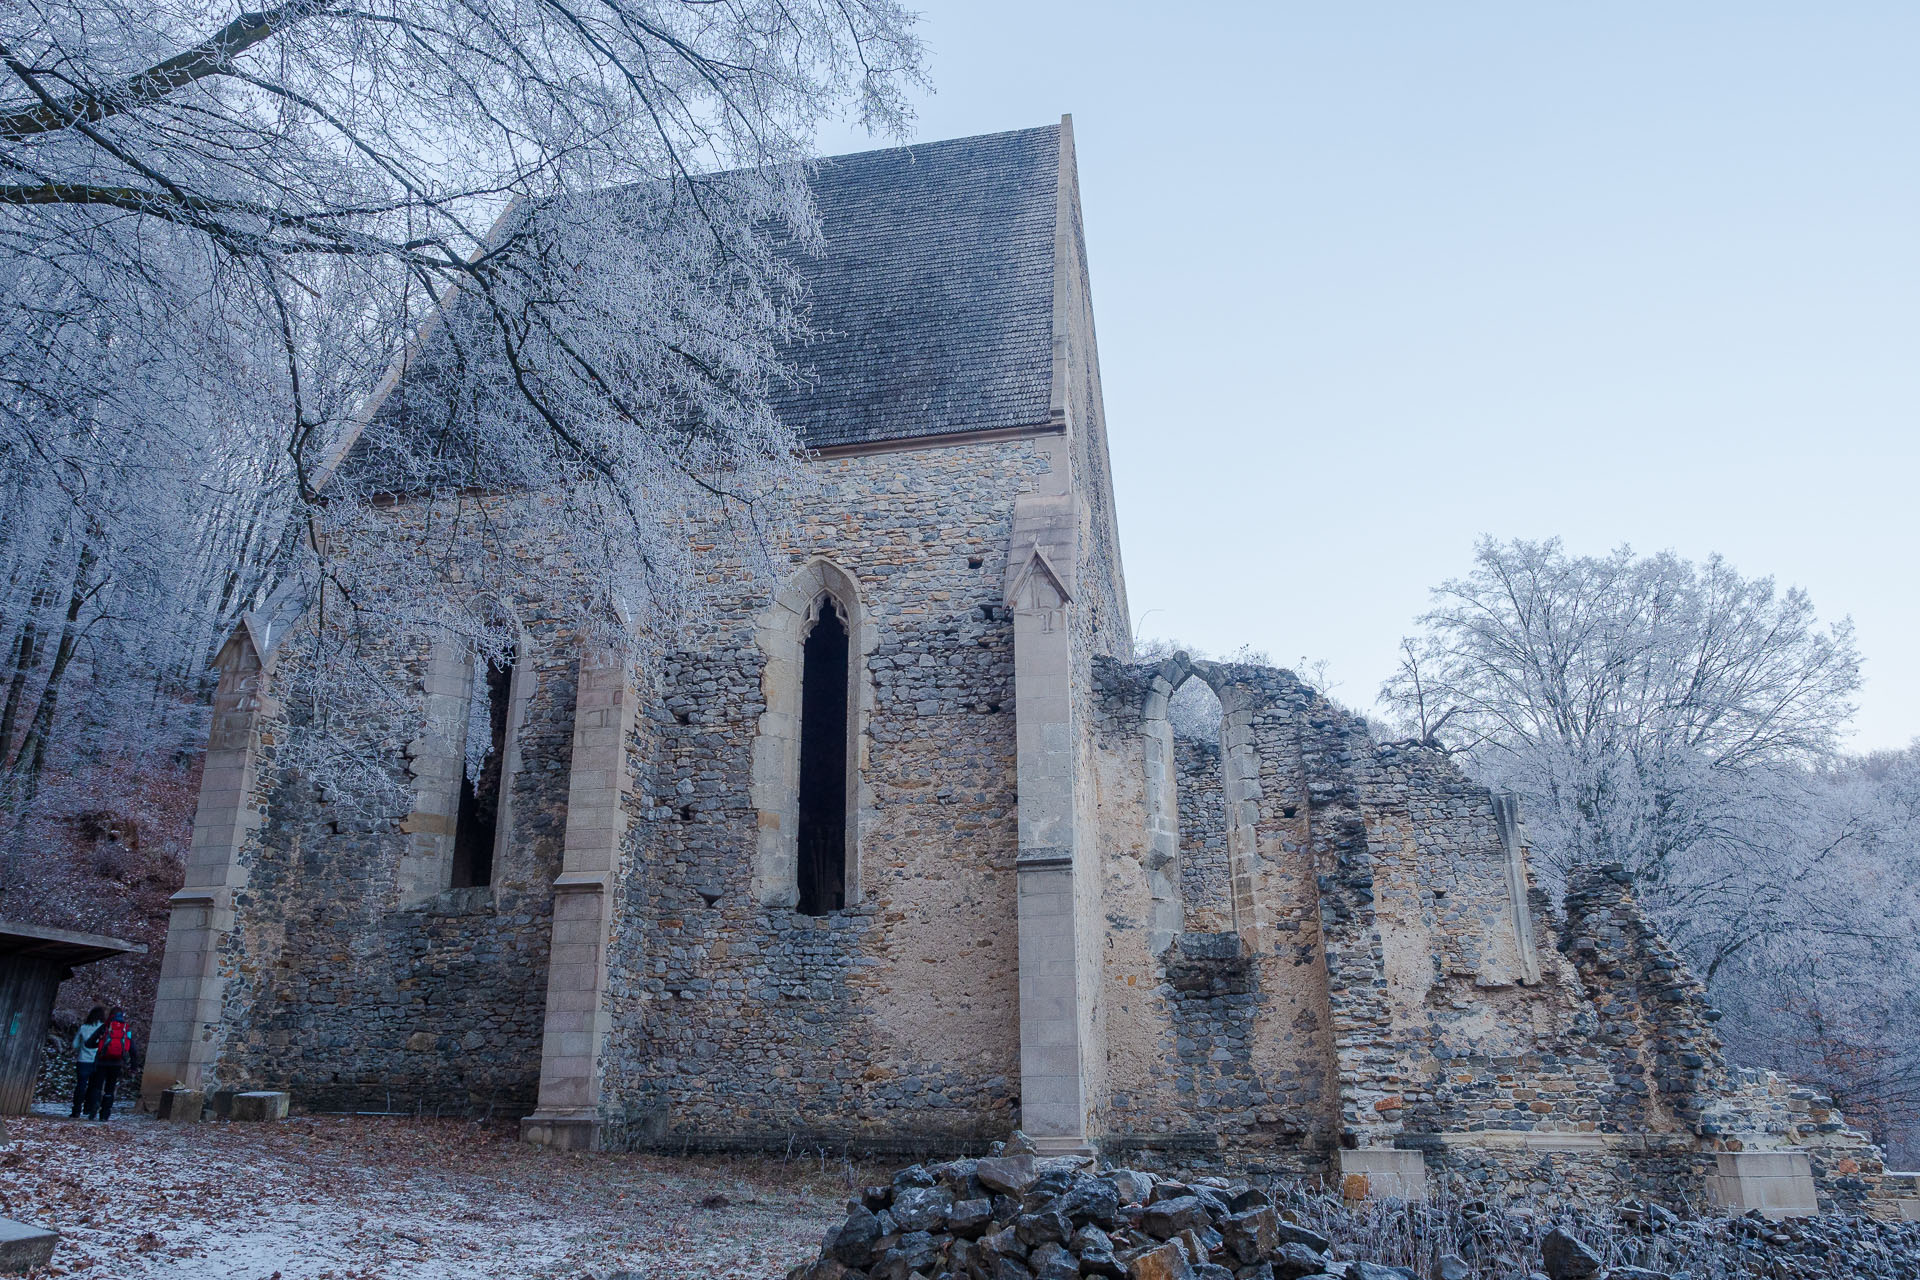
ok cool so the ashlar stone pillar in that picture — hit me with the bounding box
[1006,491,1093,1155]
[520,639,637,1150]
[142,623,273,1109]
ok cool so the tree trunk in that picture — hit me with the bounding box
[5,545,98,806]
[0,614,44,766]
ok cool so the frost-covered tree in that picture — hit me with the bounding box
[1382,539,1920,1159]
[0,0,926,810]
[1380,538,1860,886]
[1688,746,1920,1163]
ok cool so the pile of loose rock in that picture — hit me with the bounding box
[787,1138,1920,1280]
[789,1138,1409,1280]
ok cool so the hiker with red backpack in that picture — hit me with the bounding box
[80,1007,137,1121]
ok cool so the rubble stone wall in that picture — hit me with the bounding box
[1173,734,1230,932]
[595,436,1056,1150]
[1090,660,1341,1177]
[1559,866,1898,1215]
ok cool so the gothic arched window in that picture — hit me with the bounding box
[396,604,532,904]
[452,639,517,888]
[751,560,868,913]
[797,597,850,915]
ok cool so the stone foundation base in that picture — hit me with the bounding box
[1029,1134,1095,1157]
[230,1091,290,1122]
[1706,1152,1818,1219]
[521,1112,601,1151]
[1340,1149,1427,1202]
[157,1088,205,1123]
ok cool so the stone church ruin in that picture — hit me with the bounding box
[140,120,1905,1215]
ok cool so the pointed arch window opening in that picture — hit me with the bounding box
[1172,677,1233,933]
[453,642,516,889]
[797,595,850,916]
[1142,657,1266,954]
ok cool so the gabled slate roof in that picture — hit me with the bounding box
[320,123,1065,488]
[776,124,1060,449]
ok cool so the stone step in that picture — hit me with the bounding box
[0,1218,58,1274]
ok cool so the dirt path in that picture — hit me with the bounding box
[1,1107,852,1279]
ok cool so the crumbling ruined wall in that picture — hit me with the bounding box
[594,437,1052,1151]
[1559,865,1898,1214]
[1083,653,1844,1207]
[1090,659,1341,1176]
[202,492,592,1115]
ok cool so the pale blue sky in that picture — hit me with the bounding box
[818,4,1919,751]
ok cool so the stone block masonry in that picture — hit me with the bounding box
[146,461,1901,1209]
[594,437,1063,1152]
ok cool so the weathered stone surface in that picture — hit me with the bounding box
[977,1157,1039,1196]
[1431,1255,1469,1280]
[1060,1176,1121,1228]
[1220,1206,1277,1265]
[893,1164,937,1191]
[869,1229,939,1280]
[228,1091,289,1122]
[786,1259,852,1280]
[1015,1208,1072,1249]
[1178,1224,1224,1265]
[156,1087,204,1122]
[1223,1187,1271,1214]
[1141,1197,1211,1240]
[949,1198,994,1238]
[1272,1242,1332,1279]
[1539,1227,1601,1280]
[1126,1239,1195,1280]
[1028,1240,1079,1280]
[977,1224,1026,1265]
[1073,1224,1124,1277]
[1342,1265,1411,1280]
[1107,1169,1157,1206]
[0,1219,57,1274]
[892,1185,954,1232]
[1272,1222,1332,1255]
[830,1205,884,1267]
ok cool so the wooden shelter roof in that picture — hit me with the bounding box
[0,921,144,968]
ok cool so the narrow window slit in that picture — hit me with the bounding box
[797,597,850,915]
[452,644,514,888]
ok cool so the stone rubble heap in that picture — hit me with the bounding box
[787,1141,1365,1280]
[787,1138,1920,1280]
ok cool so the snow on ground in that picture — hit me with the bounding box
[2,1105,854,1279]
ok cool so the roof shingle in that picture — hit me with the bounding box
[776,124,1060,449]
[331,123,1063,485]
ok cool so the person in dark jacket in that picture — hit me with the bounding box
[69,1006,105,1119]
[82,1007,137,1121]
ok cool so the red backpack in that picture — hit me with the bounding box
[100,1020,130,1061]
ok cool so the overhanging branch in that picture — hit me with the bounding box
[0,2,329,142]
